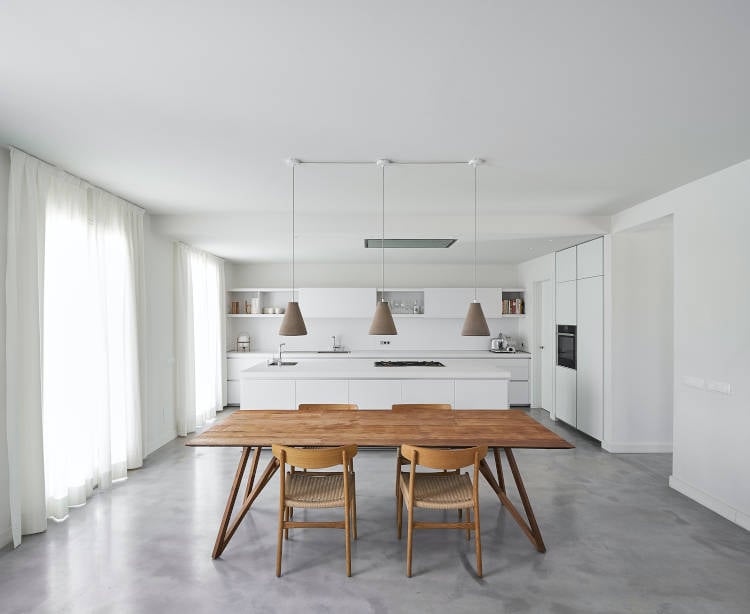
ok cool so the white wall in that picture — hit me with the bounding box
[226,262,521,352]
[226,262,519,290]
[605,220,673,452]
[143,216,176,455]
[229,316,520,353]
[612,159,750,530]
[0,148,10,548]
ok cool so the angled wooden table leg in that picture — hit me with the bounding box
[212,447,280,559]
[479,449,546,553]
[212,446,251,559]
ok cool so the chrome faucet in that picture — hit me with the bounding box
[331,335,342,352]
[278,342,286,366]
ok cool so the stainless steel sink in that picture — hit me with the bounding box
[316,350,350,354]
[267,361,298,366]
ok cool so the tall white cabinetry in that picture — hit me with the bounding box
[555,238,604,440]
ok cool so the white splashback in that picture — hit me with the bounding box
[228,316,521,353]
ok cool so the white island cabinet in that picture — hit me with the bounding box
[239,359,511,410]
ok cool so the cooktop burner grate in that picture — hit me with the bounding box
[374,360,445,367]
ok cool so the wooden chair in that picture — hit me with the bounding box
[298,404,359,411]
[391,403,452,412]
[271,444,358,577]
[397,444,487,577]
[392,404,453,498]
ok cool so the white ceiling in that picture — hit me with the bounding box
[2,1,749,263]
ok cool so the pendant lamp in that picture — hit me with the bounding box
[461,158,491,336]
[279,158,308,336]
[368,159,397,335]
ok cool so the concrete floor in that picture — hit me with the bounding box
[2,409,749,614]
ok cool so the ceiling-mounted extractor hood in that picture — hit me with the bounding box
[364,238,457,248]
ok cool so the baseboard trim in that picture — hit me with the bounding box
[669,475,750,531]
[602,441,673,453]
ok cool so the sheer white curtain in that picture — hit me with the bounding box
[43,185,144,519]
[6,149,145,541]
[174,243,225,436]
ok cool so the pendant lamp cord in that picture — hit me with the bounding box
[291,163,295,300]
[473,163,478,302]
[381,163,385,300]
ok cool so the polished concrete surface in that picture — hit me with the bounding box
[1,409,749,614]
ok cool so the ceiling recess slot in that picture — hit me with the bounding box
[364,238,457,248]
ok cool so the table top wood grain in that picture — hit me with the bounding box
[187,409,574,449]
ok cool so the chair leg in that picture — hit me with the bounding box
[474,503,483,578]
[284,506,290,540]
[457,508,462,520]
[352,487,358,540]
[406,505,414,577]
[344,497,352,577]
[466,509,471,541]
[276,504,285,577]
[397,484,403,539]
[288,506,294,520]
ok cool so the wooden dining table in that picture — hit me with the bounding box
[187,409,574,559]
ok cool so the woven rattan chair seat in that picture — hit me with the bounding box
[399,472,473,509]
[285,472,353,508]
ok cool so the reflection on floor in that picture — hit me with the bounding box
[1,408,749,614]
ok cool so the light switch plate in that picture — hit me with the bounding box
[706,380,732,395]
[682,376,705,389]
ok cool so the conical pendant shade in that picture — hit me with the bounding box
[279,301,308,336]
[368,301,397,335]
[461,301,490,336]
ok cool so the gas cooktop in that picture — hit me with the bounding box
[374,360,445,367]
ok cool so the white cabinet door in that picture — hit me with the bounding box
[476,288,502,318]
[577,238,603,279]
[576,275,603,440]
[454,379,509,409]
[241,380,295,410]
[298,288,375,318]
[496,358,530,381]
[508,381,530,406]
[556,247,577,282]
[227,380,241,405]
[423,288,474,318]
[555,366,577,426]
[295,380,349,406]
[556,280,577,325]
[348,380,402,410]
[401,380,455,406]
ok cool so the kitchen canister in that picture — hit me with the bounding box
[250,297,261,314]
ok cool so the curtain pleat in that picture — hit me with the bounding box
[5,148,146,541]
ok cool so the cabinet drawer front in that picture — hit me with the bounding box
[401,380,455,406]
[227,381,240,405]
[295,380,349,406]
[454,379,509,409]
[556,280,577,325]
[349,380,402,410]
[501,363,530,381]
[508,381,530,406]
[241,380,295,410]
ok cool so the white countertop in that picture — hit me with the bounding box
[228,350,530,359]
[242,358,513,380]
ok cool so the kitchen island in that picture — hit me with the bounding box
[240,358,512,409]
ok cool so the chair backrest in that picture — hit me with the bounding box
[298,403,359,411]
[391,404,452,412]
[272,443,358,469]
[399,444,487,471]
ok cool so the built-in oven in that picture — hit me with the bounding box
[557,325,577,369]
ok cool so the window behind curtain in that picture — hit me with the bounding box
[43,181,142,520]
[174,243,225,436]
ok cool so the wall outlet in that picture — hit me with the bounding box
[682,376,705,389]
[380,340,390,345]
[706,380,732,395]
